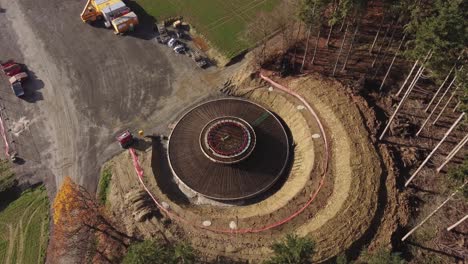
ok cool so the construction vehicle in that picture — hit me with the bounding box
[80,0,138,34]
[1,60,28,97]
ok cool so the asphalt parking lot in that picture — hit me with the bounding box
[0,0,224,193]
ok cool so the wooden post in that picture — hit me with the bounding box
[447,215,468,231]
[402,181,467,241]
[406,112,466,187]
[332,24,349,76]
[396,59,419,97]
[416,74,457,136]
[437,133,468,172]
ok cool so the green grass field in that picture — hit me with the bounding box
[137,0,280,59]
[0,186,49,264]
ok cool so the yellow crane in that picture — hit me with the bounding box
[80,0,138,34]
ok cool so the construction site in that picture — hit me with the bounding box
[0,0,466,263]
[101,68,402,262]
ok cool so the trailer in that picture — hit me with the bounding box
[80,0,138,34]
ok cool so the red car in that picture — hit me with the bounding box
[3,64,22,77]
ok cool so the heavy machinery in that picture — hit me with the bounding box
[80,0,138,34]
[1,60,28,97]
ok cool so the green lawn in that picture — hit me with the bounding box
[137,0,280,59]
[0,186,49,264]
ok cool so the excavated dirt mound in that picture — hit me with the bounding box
[105,72,400,262]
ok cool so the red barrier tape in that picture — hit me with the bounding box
[0,113,10,157]
[130,73,330,234]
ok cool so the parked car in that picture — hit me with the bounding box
[195,58,208,68]
[168,38,178,48]
[173,44,186,54]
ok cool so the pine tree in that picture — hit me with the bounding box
[264,234,315,264]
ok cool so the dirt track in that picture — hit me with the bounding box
[0,0,226,194]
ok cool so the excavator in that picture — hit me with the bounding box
[80,0,138,34]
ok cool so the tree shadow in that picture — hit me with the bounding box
[405,240,464,260]
[131,138,152,151]
[124,1,157,41]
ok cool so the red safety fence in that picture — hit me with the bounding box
[129,73,330,234]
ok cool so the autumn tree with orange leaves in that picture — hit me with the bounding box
[51,176,133,263]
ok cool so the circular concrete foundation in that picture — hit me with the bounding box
[167,98,290,201]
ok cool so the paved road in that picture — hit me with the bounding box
[0,0,223,193]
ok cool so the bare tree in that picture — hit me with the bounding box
[371,23,391,67]
[379,64,424,140]
[416,74,457,136]
[424,65,456,112]
[379,34,406,90]
[301,25,313,71]
[447,215,468,231]
[341,24,359,71]
[406,112,466,187]
[396,59,419,96]
[369,16,384,54]
[244,12,276,66]
[437,133,468,172]
[432,86,459,125]
[332,24,349,76]
[310,25,321,65]
[402,180,467,241]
